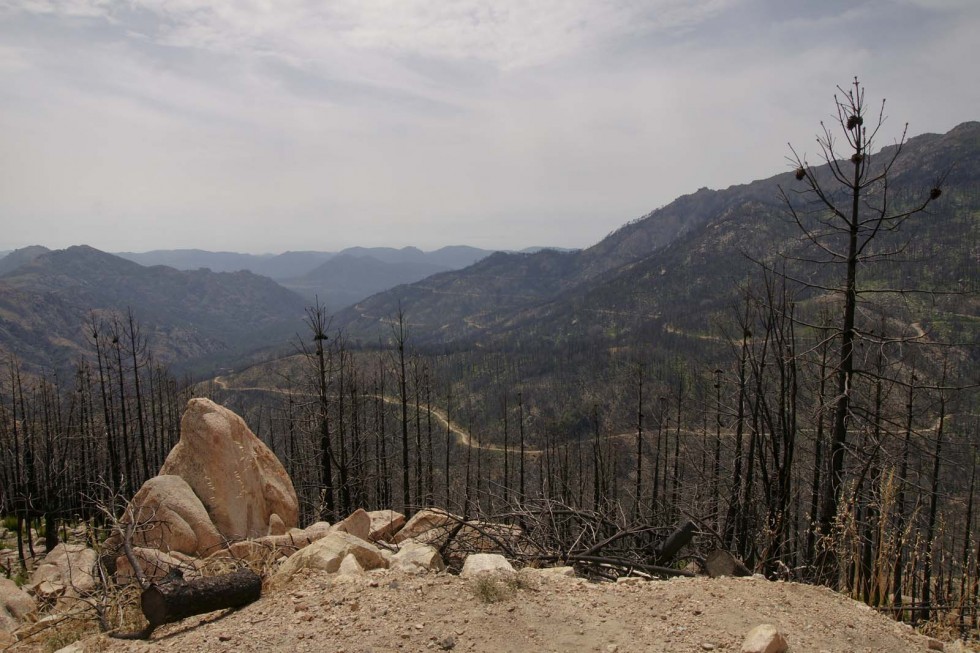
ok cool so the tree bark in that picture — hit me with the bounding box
[115,568,262,639]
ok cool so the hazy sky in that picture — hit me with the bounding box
[1,0,978,253]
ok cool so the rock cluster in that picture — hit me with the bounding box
[111,398,299,561]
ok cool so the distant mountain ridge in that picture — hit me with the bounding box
[107,245,499,311]
[0,245,50,276]
[114,245,495,280]
[0,245,308,375]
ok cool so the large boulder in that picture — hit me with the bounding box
[29,544,97,599]
[0,577,35,632]
[274,532,387,583]
[368,510,406,542]
[160,398,299,540]
[108,475,224,557]
[393,509,458,544]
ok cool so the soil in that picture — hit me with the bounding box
[60,568,963,653]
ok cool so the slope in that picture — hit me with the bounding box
[334,122,980,355]
[0,246,308,376]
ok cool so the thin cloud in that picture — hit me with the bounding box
[0,0,977,253]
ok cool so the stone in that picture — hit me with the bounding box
[212,522,334,563]
[537,566,576,578]
[332,509,371,541]
[160,398,299,540]
[393,509,458,544]
[300,521,332,540]
[29,544,97,598]
[274,531,387,583]
[460,553,515,578]
[391,542,446,573]
[368,510,406,542]
[740,624,788,653]
[268,513,287,536]
[337,555,364,575]
[0,577,35,632]
[223,539,291,564]
[107,474,224,557]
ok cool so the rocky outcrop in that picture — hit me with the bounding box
[393,509,521,561]
[160,398,298,540]
[274,531,388,583]
[29,544,97,599]
[212,522,334,564]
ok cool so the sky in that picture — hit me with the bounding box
[1,0,978,254]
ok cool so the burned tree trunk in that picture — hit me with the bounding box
[113,568,262,639]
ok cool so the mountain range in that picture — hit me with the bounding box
[332,122,980,359]
[1,122,977,379]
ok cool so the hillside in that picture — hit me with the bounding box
[333,122,980,358]
[0,246,308,375]
[0,245,49,276]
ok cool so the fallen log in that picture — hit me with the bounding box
[111,568,262,640]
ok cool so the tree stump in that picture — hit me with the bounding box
[704,549,751,578]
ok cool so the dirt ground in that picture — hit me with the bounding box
[47,567,968,653]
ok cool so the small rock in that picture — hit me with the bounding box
[741,624,788,653]
[439,635,456,650]
[459,553,515,578]
[701,644,716,651]
[928,640,944,652]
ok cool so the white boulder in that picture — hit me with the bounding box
[460,553,515,578]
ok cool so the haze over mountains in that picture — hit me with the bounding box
[0,121,977,379]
